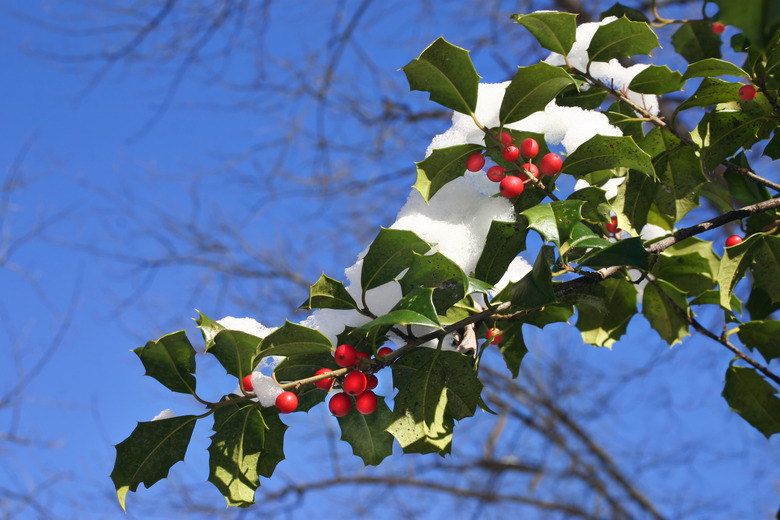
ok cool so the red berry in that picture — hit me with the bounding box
[486,327,502,345]
[486,165,506,182]
[275,391,298,414]
[499,176,524,198]
[377,346,393,357]
[725,235,743,247]
[355,390,378,415]
[503,145,520,162]
[366,374,378,390]
[739,85,756,101]
[495,131,512,146]
[520,138,539,159]
[355,351,370,360]
[343,371,368,396]
[334,344,357,367]
[314,368,335,390]
[606,216,620,234]
[329,392,351,417]
[466,153,486,172]
[540,153,562,176]
[242,374,254,393]
[518,163,539,181]
[712,22,725,34]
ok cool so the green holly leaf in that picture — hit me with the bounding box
[195,311,226,351]
[499,62,576,124]
[111,415,198,512]
[414,143,485,202]
[718,234,762,309]
[607,100,644,138]
[211,330,260,380]
[568,186,612,224]
[575,277,637,348]
[511,12,578,56]
[133,331,197,395]
[273,352,336,410]
[563,135,656,179]
[737,321,780,362]
[651,238,719,296]
[521,304,574,329]
[764,133,780,160]
[600,3,649,22]
[751,235,780,304]
[207,401,266,507]
[643,279,691,346]
[555,83,609,109]
[694,107,774,171]
[713,0,780,51]
[681,58,748,81]
[588,16,660,63]
[298,274,358,311]
[671,22,722,63]
[358,286,441,331]
[388,349,482,455]
[746,285,780,320]
[613,170,657,233]
[724,157,771,207]
[690,289,743,314]
[566,222,612,251]
[511,245,556,310]
[336,325,390,355]
[675,78,741,119]
[402,37,480,115]
[361,228,432,291]
[439,295,480,326]
[628,65,683,94]
[256,321,333,362]
[496,321,528,378]
[522,200,583,247]
[337,397,394,465]
[722,365,780,438]
[399,251,468,313]
[579,237,650,270]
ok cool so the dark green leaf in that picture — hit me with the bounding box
[563,135,656,179]
[207,401,266,507]
[628,65,683,95]
[681,58,748,81]
[496,321,528,378]
[357,286,441,330]
[580,237,650,270]
[112,415,198,511]
[399,252,468,313]
[337,397,394,465]
[612,170,656,233]
[361,227,432,291]
[211,330,260,380]
[567,222,612,250]
[273,351,338,384]
[298,274,358,311]
[675,77,741,116]
[693,110,771,170]
[256,321,333,362]
[133,331,197,395]
[499,62,576,124]
[751,235,780,303]
[642,279,691,346]
[713,0,780,51]
[724,158,771,206]
[722,365,780,438]
[588,17,659,63]
[746,285,780,320]
[738,321,780,362]
[511,12,578,56]
[764,133,780,160]
[256,410,288,479]
[555,83,609,109]
[671,22,723,63]
[196,311,225,351]
[575,277,638,348]
[607,100,644,138]
[521,305,574,329]
[511,245,556,309]
[718,233,762,309]
[568,186,612,224]
[414,143,485,201]
[651,237,719,295]
[522,200,583,247]
[402,37,480,115]
[600,3,649,22]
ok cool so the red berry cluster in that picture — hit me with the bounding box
[466,132,563,199]
[317,344,393,417]
[242,373,300,414]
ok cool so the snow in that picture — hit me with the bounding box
[151,409,176,421]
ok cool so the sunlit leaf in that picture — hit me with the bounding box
[588,16,659,63]
[512,12,578,56]
[414,143,485,201]
[298,274,358,311]
[499,62,575,124]
[361,228,432,291]
[133,331,197,395]
[722,365,780,438]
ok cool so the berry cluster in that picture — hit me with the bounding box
[321,344,394,417]
[466,133,563,199]
[241,374,300,414]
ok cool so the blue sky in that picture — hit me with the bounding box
[1,2,778,519]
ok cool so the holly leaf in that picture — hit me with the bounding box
[298,274,358,311]
[111,415,198,512]
[257,410,288,478]
[694,108,774,171]
[337,397,394,465]
[195,311,226,351]
[522,200,583,247]
[675,78,742,114]
[361,228,432,291]
[737,321,780,362]
[568,186,612,224]
[722,366,780,438]
[399,251,468,313]
[651,238,719,296]
[628,65,683,95]
[563,135,656,179]
[681,58,748,81]
[690,289,743,314]
[579,237,650,270]
[575,277,637,348]
[511,12,578,56]
[414,143,485,202]
[357,286,441,330]
[211,330,260,380]
[718,234,762,309]
[496,321,528,378]
[588,16,659,63]
[671,22,722,63]
[511,245,556,310]
[612,170,656,233]
[750,235,780,304]
[642,279,691,346]
[388,349,482,455]
[207,401,266,507]
[133,331,197,395]
[600,3,649,22]
[256,321,333,362]
[713,0,780,51]
[521,305,574,329]
[499,62,575,124]
[402,37,480,115]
